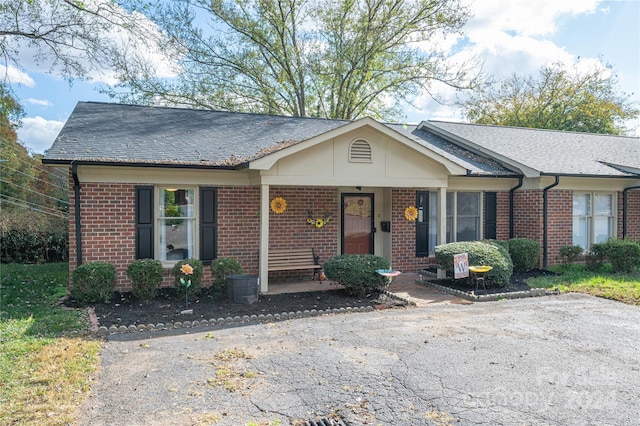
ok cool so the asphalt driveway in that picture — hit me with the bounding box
[77,293,640,425]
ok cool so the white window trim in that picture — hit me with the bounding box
[446,191,484,243]
[573,191,616,250]
[155,186,199,267]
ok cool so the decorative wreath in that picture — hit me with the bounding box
[404,206,418,222]
[307,210,332,228]
[270,197,287,214]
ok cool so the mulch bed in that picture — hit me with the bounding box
[83,288,409,328]
[429,269,559,295]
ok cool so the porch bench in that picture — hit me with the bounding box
[268,248,321,280]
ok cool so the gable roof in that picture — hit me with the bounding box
[421,121,640,178]
[42,102,514,175]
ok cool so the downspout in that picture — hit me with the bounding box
[509,176,524,239]
[72,162,82,266]
[542,176,560,268]
[622,185,640,239]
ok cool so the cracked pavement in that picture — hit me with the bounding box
[77,293,640,425]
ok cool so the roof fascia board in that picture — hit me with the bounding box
[418,121,540,178]
[249,117,468,175]
[41,159,236,170]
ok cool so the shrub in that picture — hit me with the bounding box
[172,259,204,295]
[435,241,513,287]
[0,210,68,263]
[323,254,390,296]
[604,239,640,273]
[126,259,164,300]
[585,243,608,272]
[508,238,540,273]
[210,257,244,294]
[558,245,584,266]
[70,262,116,304]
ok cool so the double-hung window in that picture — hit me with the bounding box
[158,188,195,261]
[573,192,614,250]
[446,192,481,243]
[135,186,217,264]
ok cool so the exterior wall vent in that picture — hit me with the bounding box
[349,139,372,163]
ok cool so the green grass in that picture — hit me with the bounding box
[0,263,101,425]
[527,264,640,305]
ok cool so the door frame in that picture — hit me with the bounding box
[341,192,375,255]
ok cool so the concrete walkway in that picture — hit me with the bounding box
[387,273,470,307]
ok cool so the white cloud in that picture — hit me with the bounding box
[25,98,53,107]
[1,64,35,87]
[17,116,64,154]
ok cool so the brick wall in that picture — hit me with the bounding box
[618,190,640,241]
[496,191,511,240]
[267,186,339,281]
[68,181,139,291]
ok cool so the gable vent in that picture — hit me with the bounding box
[349,139,372,163]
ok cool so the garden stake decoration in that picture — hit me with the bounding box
[179,263,194,310]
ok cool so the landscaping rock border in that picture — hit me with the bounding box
[420,279,550,302]
[88,289,414,336]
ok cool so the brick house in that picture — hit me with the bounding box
[43,102,640,292]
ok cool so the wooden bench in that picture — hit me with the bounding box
[268,248,321,280]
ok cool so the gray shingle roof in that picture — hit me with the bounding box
[424,121,640,177]
[44,102,350,167]
[43,102,515,175]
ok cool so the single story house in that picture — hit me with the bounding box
[43,102,640,292]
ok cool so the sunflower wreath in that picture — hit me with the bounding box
[270,197,287,214]
[404,206,418,221]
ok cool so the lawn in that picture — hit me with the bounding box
[527,264,640,305]
[0,263,101,425]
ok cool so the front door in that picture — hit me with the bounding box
[342,193,374,254]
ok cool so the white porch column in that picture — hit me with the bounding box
[437,187,447,279]
[259,184,270,293]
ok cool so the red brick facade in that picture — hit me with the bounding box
[69,178,640,291]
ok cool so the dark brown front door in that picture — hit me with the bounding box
[342,193,374,254]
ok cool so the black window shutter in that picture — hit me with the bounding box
[485,192,497,240]
[416,191,429,257]
[199,187,217,264]
[135,186,154,259]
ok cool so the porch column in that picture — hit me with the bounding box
[437,187,447,279]
[259,184,270,293]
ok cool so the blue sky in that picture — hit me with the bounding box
[9,0,640,154]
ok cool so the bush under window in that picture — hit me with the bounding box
[435,241,513,287]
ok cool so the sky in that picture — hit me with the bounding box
[7,0,640,154]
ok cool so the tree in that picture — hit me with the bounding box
[107,0,480,120]
[460,62,639,135]
[0,0,156,81]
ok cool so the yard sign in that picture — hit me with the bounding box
[454,253,469,279]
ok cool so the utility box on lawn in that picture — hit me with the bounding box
[226,274,259,304]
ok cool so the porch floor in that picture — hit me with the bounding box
[266,273,468,307]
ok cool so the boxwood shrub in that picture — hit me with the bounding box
[210,257,244,294]
[435,241,513,287]
[127,259,164,300]
[70,261,116,304]
[558,245,584,266]
[603,239,640,273]
[508,238,540,273]
[172,259,204,295]
[323,254,390,296]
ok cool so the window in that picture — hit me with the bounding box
[135,186,217,264]
[573,192,614,250]
[415,191,441,257]
[446,192,481,243]
[159,188,195,261]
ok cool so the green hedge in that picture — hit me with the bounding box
[127,259,164,300]
[70,261,116,304]
[507,238,540,273]
[323,254,390,296]
[586,239,640,273]
[0,229,68,264]
[435,241,513,287]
